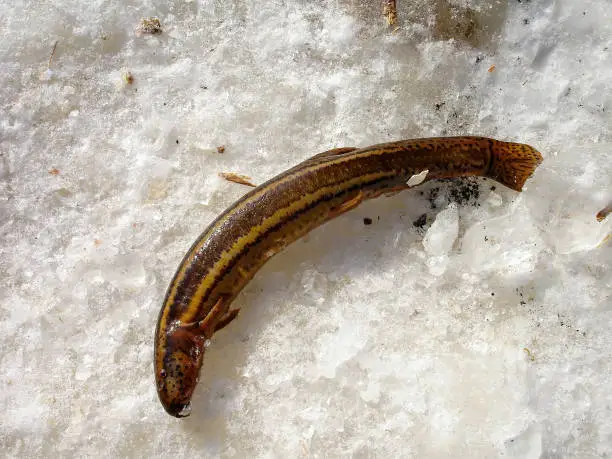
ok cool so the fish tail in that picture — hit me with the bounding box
[487,141,544,191]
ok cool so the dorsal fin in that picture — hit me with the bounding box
[306,147,358,162]
[287,147,358,172]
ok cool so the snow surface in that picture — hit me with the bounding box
[1,0,611,457]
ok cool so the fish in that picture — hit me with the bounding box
[154,136,543,417]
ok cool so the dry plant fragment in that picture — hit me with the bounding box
[122,70,134,85]
[219,172,256,187]
[216,145,226,154]
[596,203,611,222]
[383,0,397,26]
[597,233,611,247]
[48,168,60,175]
[488,64,496,72]
[136,17,163,36]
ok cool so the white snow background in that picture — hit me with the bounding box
[1,0,611,457]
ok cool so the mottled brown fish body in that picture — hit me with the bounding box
[155,136,543,417]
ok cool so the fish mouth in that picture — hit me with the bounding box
[165,401,192,418]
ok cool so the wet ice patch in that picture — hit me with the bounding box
[422,203,459,276]
[461,208,542,275]
[315,321,365,378]
[423,203,459,256]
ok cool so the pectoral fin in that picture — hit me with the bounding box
[214,308,241,332]
[329,191,365,218]
[180,296,227,337]
[180,296,241,338]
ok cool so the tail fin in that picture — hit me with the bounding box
[487,141,543,191]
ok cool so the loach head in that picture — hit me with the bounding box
[488,141,543,192]
[155,324,207,418]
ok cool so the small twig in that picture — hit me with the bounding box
[40,41,58,81]
[383,0,397,26]
[219,172,256,187]
[48,40,58,68]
